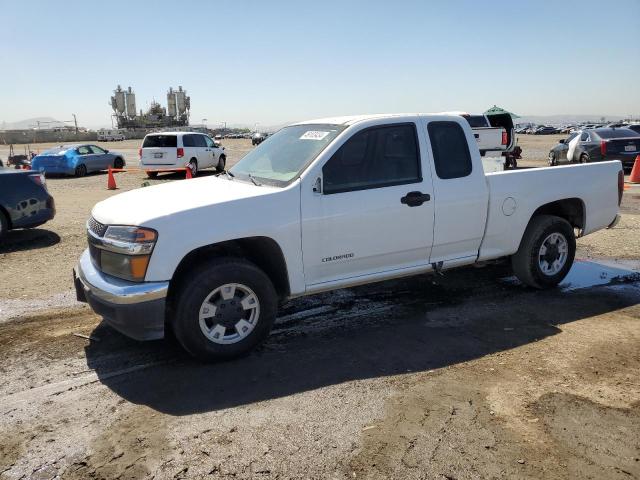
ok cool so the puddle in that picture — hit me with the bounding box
[502,259,640,291]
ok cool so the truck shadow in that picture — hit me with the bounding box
[84,265,640,416]
[0,228,60,253]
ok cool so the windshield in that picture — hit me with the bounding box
[230,124,346,185]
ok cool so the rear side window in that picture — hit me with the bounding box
[77,146,91,155]
[464,115,489,128]
[427,121,472,179]
[323,123,421,194]
[143,135,177,148]
[182,135,196,147]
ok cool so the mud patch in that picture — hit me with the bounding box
[63,405,171,480]
[532,393,640,478]
[0,430,26,478]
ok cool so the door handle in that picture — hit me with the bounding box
[401,191,431,207]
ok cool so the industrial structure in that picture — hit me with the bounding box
[110,85,191,129]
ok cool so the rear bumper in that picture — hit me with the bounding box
[74,249,168,340]
[34,165,75,175]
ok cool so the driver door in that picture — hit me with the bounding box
[300,121,435,287]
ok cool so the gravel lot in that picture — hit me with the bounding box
[0,135,639,479]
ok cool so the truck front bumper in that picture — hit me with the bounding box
[73,249,168,340]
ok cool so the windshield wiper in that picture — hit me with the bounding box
[248,173,261,186]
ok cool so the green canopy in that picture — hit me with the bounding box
[484,105,520,119]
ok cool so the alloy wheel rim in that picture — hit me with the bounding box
[538,232,568,276]
[198,283,260,344]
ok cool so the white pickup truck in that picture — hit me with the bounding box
[74,113,623,361]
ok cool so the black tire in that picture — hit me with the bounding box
[216,155,226,173]
[548,152,557,166]
[579,153,589,164]
[172,258,278,361]
[146,171,159,179]
[188,159,198,177]
[511,215,576,289]
[75,164,87,177]
[0,209,9,240]
[113,157,124,169]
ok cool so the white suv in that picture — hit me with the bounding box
[140,132,226,178]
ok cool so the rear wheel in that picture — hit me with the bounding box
[0,210,9,240]
[511,215,575,289]
[188,159,198,177]
[75,164,87,177]
[146,171,158,179]
[216,155,226,173]
[113,157,124,169]
[172,258,278,361]
[579,153,589,164]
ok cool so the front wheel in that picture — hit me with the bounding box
[113,157,124,169]
[579,153,589,164]
[548,152,557,166]
[511,215,575,289]
[172,258,278,361]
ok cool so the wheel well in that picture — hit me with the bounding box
[0,204,11,228]
[168,236,291,303]
[531,198,585,230]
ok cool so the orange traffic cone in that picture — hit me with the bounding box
[630,155,640,184]
[185,166,192,179]
[107,167,117,190]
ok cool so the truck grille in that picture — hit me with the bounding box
[88,217,107,237]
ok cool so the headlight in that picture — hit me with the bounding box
[91,226,157,281]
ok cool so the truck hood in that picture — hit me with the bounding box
[92,176,280,226]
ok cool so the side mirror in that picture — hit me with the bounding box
[104,149,110,153]
[558,140,565,144]
[312,177,323,194]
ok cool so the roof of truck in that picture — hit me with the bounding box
[294,113,425,126]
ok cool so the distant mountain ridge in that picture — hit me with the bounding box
[1,117,64,130]
[514,114,637,126]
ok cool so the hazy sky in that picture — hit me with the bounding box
[1,0,639,128]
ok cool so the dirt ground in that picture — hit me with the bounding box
[1,135,639,479]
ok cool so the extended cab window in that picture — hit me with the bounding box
[427,121,472,179]
[323,124,421,194]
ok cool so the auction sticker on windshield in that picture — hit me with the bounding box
[300,131,330,140]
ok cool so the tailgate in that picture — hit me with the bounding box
[141,147,178,165]
[605,137,640,155]
[473,127,507,152]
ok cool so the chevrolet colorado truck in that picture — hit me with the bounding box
[74,113,623,361]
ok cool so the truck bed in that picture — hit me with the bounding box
[479,161,622,261]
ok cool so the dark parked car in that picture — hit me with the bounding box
[251,132,266,146]
[548,128,640,169]
[0,169,55,240]
[534,126,559,135]
[30,144,125,177]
